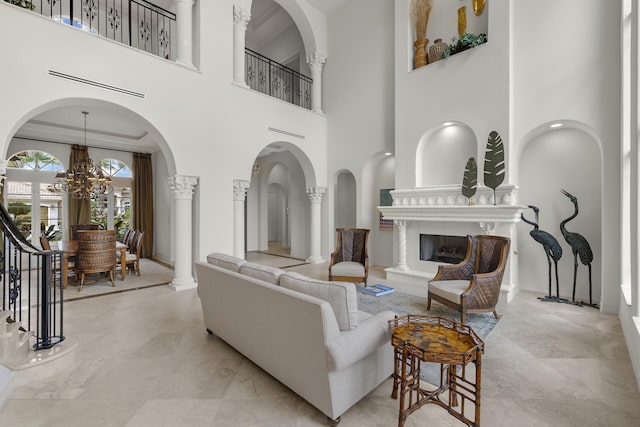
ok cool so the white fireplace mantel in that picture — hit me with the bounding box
[379,184,523,304]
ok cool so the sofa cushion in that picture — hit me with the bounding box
[206,252,246,272]
[280,272,358,331]
[428,280,470,304]
[240,262,285,285]
[330,261,365,278]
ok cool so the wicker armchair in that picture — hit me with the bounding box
[75,229,117,291]
[328,228,369,284]
[427,235,510,325]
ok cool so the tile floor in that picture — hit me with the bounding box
[1,254,640,426]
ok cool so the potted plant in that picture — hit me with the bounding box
[5,0,35,10]
[444,33,488,58]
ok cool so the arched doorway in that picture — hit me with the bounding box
[246,142,317,259]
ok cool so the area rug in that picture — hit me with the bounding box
[357,288,498,385]
[61,259,174,301]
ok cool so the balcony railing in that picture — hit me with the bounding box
[5,0,176,60]
[0,203,64,352]
[245,48,313,110]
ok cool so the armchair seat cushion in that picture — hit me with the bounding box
[428,280,470,304]
[330,261,365,278]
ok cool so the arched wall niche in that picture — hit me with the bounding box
[333,169,356,230]
[361,152,395,266]
[517,121,603,304]
[415,122,477,187]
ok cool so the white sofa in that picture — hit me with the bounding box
[195,253,395,425]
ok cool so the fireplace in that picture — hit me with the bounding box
[420,234,468,264]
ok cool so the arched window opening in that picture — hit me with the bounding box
[5,150,64,244]
[92,159,132,239]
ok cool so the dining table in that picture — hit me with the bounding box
[58,240,129,288]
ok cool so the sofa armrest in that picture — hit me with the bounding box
[325,310,395,371]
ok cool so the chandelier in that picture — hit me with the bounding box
[54,111,113,200]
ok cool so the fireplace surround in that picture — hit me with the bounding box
[378,184,523,304]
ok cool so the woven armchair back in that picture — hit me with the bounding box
[76,230,117,274]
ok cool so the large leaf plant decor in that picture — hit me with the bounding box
[483,130,505,205]
[461,157,478,205]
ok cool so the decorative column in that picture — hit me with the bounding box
[168,175,199,291]
[394,220,410,271]
[233,5,251,87]
[174,0,194,67]
[306,53,326,114]
[233,180,250,258]
[306,187,326,264]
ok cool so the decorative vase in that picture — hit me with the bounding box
[473,0,486,16]
[428,38,448,63]
[413,38,429,69]
[458,6,467,35]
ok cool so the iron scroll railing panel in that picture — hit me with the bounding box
[5,0,176,60]
[0,203,64,350]
[245,48,313,110]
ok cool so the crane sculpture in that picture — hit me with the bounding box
[521,205,563,301]
[560,189,596,307]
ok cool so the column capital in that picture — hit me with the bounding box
[394,219,408,229]
[168,175,198,199]
[306,187,326,203]
[233,179,251,201]
[233,4,251,27]
[306,52,327,70]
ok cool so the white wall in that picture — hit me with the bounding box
[153,149,171,261]
[324,0,395,265]
[0,1,328,267]
[334,171,356,229]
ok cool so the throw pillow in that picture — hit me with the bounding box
[280,272,358,331]
[239,262,285,285]
[206,252,246,272]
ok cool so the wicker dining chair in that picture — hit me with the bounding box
[119,230,144,276]
[427,235,510,325]
[75,229,117,291]
[71,224,100,240]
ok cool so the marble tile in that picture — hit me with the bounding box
[1,253,639,426]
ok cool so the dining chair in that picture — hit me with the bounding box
[75,229,117,291]
[119,230,144,276]
[71,224,100,240]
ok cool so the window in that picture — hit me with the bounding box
[5,151,64,244]
[91,159,132,240]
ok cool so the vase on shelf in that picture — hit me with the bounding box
[413,38,429,69]
[428,38,448,63]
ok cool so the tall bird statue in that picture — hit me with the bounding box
[521,205,563,300]
[560,189,595,306]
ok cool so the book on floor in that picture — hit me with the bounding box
[360,284,395,296]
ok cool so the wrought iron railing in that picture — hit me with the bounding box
[245,48,313,110]
[5,0,176,60]
[1,203,64,350]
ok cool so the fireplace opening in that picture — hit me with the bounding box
[420,234,468,264]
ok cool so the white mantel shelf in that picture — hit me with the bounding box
[378,205,525,223]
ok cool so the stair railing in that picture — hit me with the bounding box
[0,203,64,351]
